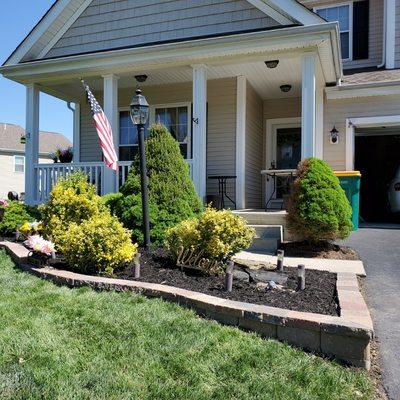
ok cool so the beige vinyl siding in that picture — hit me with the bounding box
[45,0,279,59]
[0,153,51,198]
[323,95,400,170]
[245,82,263,209]
[300,0,384,70]
[79,78,237,200]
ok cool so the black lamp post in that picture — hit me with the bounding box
[130,85,151,248]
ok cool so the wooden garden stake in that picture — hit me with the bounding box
[297,264,305,291]
[134,253,141,279]
[225,261,234,292]
[277,250,284,272]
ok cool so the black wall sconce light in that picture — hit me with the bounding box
[330,126,339,144]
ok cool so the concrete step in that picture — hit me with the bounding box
[246,225,282,254]
[248,238,278,254]
[251,225,283,241]
[233,210,288,226]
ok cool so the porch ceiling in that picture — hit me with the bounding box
[47,57,304,101]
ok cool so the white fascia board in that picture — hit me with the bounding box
[4,0,79,66]
[265,0,325,25]
[38,0,93,59]
[1,24,340,83]
[246,0,294,25]
[326,82,400,99]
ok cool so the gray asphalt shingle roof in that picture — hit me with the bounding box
[0,123,71,154]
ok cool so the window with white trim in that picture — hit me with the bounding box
[14,155,25,173]
[316,4,352,60]
[152,104,191,159]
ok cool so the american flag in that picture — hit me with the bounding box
[82,80,119,171]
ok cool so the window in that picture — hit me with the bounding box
[118,111,150,161]
[316,4,352,60]
[14,155,25,173]
[153,105,191,159]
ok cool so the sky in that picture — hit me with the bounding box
[0,1,73,142]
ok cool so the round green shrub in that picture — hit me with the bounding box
[113,123,203,245]
[287,158,353,242]
[0,201,38,236]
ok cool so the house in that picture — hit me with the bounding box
[0,0,399,223]
[0,123,71,199]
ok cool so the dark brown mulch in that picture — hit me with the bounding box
[115,248,339,316]
[280,241,359,260]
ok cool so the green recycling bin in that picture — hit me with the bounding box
[334,171,361,231]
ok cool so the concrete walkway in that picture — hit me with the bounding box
[345,227,400,399]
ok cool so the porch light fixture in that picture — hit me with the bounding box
[130,84,151,248]
[280,84,292,93]
[330,126,339,144]
[265,60,279,69]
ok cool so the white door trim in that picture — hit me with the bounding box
[346,115,400,170]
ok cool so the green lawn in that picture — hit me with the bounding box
[0,250,373,400]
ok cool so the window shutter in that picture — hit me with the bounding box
[353,0,369,60]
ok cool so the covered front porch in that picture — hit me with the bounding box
[4,24,340,206]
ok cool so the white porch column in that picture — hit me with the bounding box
[72,103,80,162]
[25,84,40,205]
[301,53,317,158]
[102,74,119,194]
[235,76,246,209]
[192,64,207,201]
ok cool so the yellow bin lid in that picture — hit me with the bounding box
[334,171,362,177]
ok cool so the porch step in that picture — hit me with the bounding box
[234,210,295,242]
[246,225,283,254]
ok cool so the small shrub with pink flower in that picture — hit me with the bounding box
[0,199,9,209]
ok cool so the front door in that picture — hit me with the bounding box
[265,119,301,204]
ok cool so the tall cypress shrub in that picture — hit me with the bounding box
[287,158,352,242]
[109,123,203,245]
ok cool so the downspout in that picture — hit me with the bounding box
[377,0,386,68]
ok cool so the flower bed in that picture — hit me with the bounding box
[116,248,339,316]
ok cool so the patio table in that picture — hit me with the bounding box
[208,175,237,209]
[261,169,297,210]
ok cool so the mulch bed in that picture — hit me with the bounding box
[280,241,359,260]
[114,248,339,316]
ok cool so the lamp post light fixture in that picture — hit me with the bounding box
[130,84,151,248]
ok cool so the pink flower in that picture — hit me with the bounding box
[0,199,9,208]
[25,235,55,256]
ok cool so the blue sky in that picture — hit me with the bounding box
[0,1,73,141]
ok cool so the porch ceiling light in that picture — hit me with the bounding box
[280,84,292,93]
[265,60,279,69]
[130,88,149,125]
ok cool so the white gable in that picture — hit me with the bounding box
[4,0,324,65]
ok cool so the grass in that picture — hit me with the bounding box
[0,250,373,399]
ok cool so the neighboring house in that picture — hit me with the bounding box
[0,123,71,199]
[0,0,399,220]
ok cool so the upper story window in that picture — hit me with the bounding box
[14,155,25,173]
[315,1,369,62]
[316,4,352,60]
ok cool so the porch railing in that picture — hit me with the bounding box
[34,159,194,204]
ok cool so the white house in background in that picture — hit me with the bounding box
[0,123,71,199]
[1,0,400,222]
